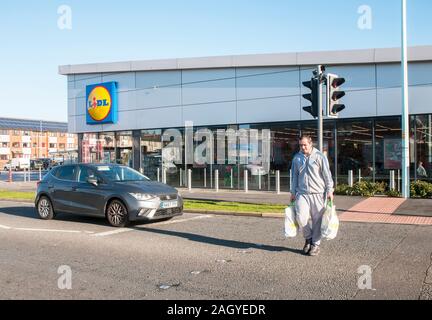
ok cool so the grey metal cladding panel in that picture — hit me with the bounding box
[374,48,400,63]
[67,99,75,117]
[375,62,432,88]
[182,102,236,127]
[236,66,297,77]
[298,48,375,65]
[68,116,77,133]
[73,74,103,99]
[377,64,400,88]
[409,86,432,114]
[236,67,300,100]
[131,59,178,71]
[117,91,137,111]
[337,91,377,118]
[182,78,236,105]
[135,86,182,109]
[237,96,301,123]
[324,65,376,90]
[178,56,233,69]
[408,62,432,86]
[101,111,138,132]
[96,61,131,73]
[377,88,401,116]
[233,53,297,67]
[102,72,135,91]
[182,68,235,83]
[136,107,183,129]
[74,115,103,133]
[136,70,181,89]
[73,97,87,117]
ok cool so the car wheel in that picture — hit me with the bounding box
[106,200,129,227]
[37,196,55,220]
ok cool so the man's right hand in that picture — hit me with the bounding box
[290,194,296,203]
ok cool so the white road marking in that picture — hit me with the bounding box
[0,213,212,237]
[151,214,212,226]
[14,228,82,233]
[92,214,212,237]
[92,228,133,237]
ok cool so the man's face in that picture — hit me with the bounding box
[299,138,313,155]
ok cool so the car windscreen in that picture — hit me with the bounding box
[95,166,150,182]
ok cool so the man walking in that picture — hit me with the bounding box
[290,135,334,256]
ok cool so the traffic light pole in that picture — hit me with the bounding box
[317,65,323,152]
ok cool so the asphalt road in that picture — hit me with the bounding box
[0,200,431,300]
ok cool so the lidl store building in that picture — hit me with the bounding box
[60,46,432,191]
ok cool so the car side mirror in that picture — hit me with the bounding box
[87,177,98,186]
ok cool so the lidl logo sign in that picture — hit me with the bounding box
[86,82,118,124]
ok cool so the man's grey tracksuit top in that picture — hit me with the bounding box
[290,147,334,196]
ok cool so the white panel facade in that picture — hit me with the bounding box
[237,96,301,124]
[182,102,236,126]
[66,57,432,133]
[236,67,299,100]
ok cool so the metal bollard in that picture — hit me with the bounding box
[276,170,280,194]
[162,168,167,184]
[244,170,248,193]
[28,167,31,182]
[348,170,353,187]
[180,168,183,186]
[188,169,192,191]
[39,167,42,181]
[215,169,219,192]
[24,168,26,182]
[258,169,262,190]
[397,170,401,192]
[358,169,362,182]
[389,170,395,190]
[230,168,233,189]
[289,169,292,191]
[204,168,207,188]
[157,167,160,182]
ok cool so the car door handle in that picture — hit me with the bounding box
[71,186,78,191]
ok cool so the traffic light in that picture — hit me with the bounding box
[326,74,345,117]
[302,77,319,118]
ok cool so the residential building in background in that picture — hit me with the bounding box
[0,117,78,170]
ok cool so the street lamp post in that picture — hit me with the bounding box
[401,0,410,198]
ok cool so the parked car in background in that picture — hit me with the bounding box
[35,163,183,227]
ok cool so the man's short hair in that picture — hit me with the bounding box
[299,134,313,143]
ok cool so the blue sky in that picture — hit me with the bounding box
[0,0,431,121]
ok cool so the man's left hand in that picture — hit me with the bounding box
[327,192,334,202]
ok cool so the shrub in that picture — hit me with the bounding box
[386,189,401,197]
[410,180,432,198]
[335,184,352,195]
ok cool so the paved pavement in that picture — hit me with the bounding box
[0,200,431,300]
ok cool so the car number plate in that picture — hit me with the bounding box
[160,200,178,209]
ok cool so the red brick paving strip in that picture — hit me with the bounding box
[339,197,432,225]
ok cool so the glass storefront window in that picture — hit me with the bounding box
[141,129,162,182]
[115,131,133,167]
[337,120,373,184]
[414,115,432,182]
[374,117,402,183]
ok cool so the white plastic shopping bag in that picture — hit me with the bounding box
[284,202,298,238]
[321,200,339,240]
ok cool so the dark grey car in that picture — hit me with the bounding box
[35,163,183,227]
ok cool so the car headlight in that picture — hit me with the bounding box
[129,193,156,201]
